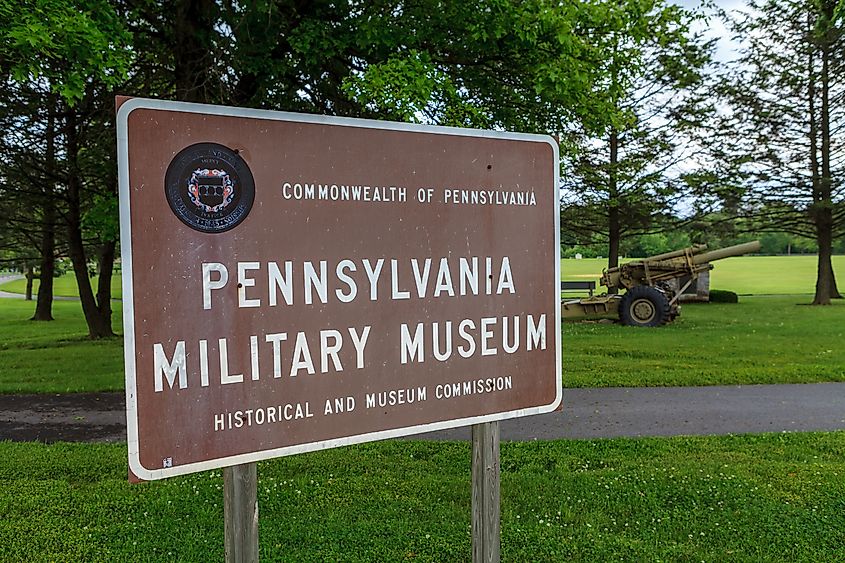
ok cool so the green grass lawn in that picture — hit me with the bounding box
[0,300,123,393]
[562,254,845,295]
[0,294,842,392]
[710,255,845,295]
[3,255,843,298]
[564,295,845,387]
[1,432,842,561]
[1,262,842,561]
[0,272,122,298]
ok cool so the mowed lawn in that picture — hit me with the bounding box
[0,255,842,392]
[0,292,842,392]
[0,272,122,299]
[3,254,844,298]
[564,295,845,387]
[1,268,843,561]
[562,254,845,295]
[0,300,124,393]
[1,433,843,561]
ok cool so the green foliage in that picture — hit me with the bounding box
[835,0,845,21]
[1,433,844,560]
[0,0,131,102]
[623,231,693,258]
[560,0,715,264]
[687,209,844,256]
[342,50,489,127]
[82,194,120,243]
[563,228,829,258]
[561,242,607,259]
[337,0,659,135]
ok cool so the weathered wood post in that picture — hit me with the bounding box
[472,421,500,563]
[224,462,259,563]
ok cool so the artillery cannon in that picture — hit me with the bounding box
[563,240,761,327]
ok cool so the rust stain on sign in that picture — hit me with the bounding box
[118,98,561,480]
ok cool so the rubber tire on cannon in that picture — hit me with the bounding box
[619,286,672,327]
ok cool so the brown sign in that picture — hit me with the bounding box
[118,98,561,480]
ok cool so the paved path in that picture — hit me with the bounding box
[0,275,26,299]
[418,383,845,441]
[0,393,126,443]
[0,274,78,301]
[2,383,843,443]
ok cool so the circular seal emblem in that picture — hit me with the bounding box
[164,143,255,233]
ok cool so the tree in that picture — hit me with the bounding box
[0,0,131,102]
[0,0,131,334]
[560,1,715,273]
[718,0,844,304]
[338,0,627,132]
[1,0,727,332]
[0,81,66,316]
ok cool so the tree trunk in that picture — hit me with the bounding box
[813,2,842,303]
[24,265,34,301]
[173,0,218,103]
[607,128,621,294]
[813,218,835,305]
[65,108,115,338]
[96,240,116,328]
[31,208,55,320]
[829,265,841,298]
[32,98,58,321]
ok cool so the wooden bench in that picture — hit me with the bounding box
[560,280,596,297]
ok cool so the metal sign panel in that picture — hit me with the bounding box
[117,98,561,480]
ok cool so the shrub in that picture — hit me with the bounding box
[709,289,739,303]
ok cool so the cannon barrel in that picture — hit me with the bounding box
[600,240,760,290]
[691,240,760,265]
[604,244,706,277]
[642,244,707,263]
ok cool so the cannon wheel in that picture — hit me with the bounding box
[619,286,671,327]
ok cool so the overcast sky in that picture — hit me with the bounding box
[677,0,751,63]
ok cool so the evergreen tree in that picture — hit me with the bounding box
[719,0,844,304]
[560,0,715,272]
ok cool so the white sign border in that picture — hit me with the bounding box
[117,97,562,480]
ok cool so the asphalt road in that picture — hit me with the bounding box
[419,383,845,441]
[2,383,843,443]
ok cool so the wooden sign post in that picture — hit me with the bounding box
[472,421,501,563]
[223,463,258,563]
